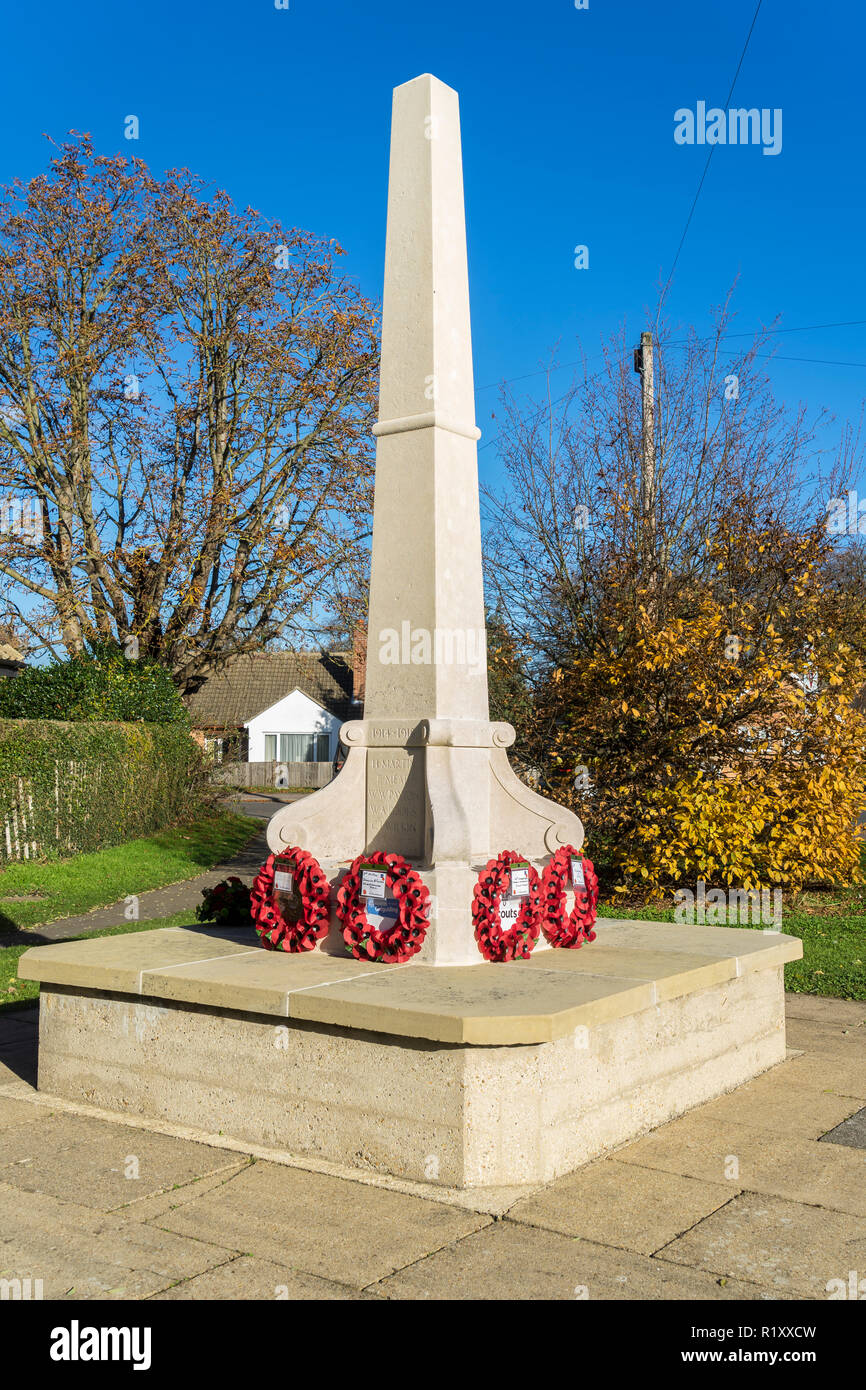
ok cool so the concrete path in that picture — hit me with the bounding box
[0,993,864,1300]
[0,794,289,948]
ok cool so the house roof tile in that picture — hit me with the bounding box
[184,650,355,729]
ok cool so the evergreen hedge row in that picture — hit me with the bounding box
[0,643,189,724]
[0,719,208,862]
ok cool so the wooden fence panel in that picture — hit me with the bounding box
[214,760,333,790]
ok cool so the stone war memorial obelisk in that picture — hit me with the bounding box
[19,75,802,1192]
[266,72,584,965]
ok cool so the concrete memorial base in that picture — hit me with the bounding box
[19,921,801,1189]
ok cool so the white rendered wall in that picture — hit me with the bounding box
[245,689,342,762]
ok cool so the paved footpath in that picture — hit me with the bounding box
[0,993,864,1300]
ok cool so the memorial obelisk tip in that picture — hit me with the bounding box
[376,73,477,437]
[365,71,486,725]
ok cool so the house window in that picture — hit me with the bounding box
[264,733,330,763]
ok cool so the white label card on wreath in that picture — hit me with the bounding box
[365,896,399,932]
[570,857,585,890]
[360,867,388,900]
[509,865,530,898]
[499,897,523,927]
[274,858,296,893]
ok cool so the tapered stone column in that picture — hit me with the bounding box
[268,74,583,964]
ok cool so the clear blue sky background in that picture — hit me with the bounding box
[1,0,863,492]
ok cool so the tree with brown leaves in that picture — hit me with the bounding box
[0,136,378,693]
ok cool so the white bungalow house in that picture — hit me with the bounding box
[246,686,342,764]
[184,647,363,770]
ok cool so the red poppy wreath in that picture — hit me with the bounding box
[336,851,431,963]
[472,850,542,963]
[541,845,599,948]
[251,849,331,953]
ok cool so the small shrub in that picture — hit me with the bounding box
[196,876,252,925]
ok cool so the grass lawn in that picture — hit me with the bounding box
[0,811,259,933]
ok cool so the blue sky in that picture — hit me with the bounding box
[1,0,863,491]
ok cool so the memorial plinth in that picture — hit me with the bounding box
[16,73,804,1192]
[19,920,801,1188]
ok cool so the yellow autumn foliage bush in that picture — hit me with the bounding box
[541,549,866,899]
[487,310,866,900]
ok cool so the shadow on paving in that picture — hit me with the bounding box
[0,1010,38,1087]
[818,1106,866,1149]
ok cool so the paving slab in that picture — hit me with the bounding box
[776,1050,866,1100]
[0,1111,247,1210]
[0,1181,234,1299]
[149,1255,383,1301]
[372,1220,792,1300]
[508,1156,739,1256]
[154,1160,490,1288]
[0,1093,52,1130]
[819,1106,866,1151]
[657,1192,866,1298]
[117,1162,254,1222]
[784,1017,866,1057]
[506,1159,737,1255]
[783,993,866,1027]
[682,1067,862,1139]
[615,1113,866,1216]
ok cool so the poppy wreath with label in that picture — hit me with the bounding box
[336,851,431,963]
[541,846,599,948]
[472,849,542,963]
[251,849,331,953]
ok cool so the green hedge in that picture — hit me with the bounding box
[0,720,209,862]
[0,643,189,723]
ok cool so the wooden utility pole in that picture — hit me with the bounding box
[633,329,656,553]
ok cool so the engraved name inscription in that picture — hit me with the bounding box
[366,748,424,855]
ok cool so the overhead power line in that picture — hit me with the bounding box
[722,351,866,368]
[476,338,866,460]
[478,319,866,395]
[655,0,766,327]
